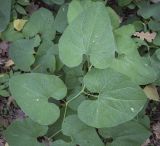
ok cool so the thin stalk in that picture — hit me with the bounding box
[48,129,62,140]
[49,65,92,141]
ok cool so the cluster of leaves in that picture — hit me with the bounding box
[1,0,160,146]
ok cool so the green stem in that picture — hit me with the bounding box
[48,129,62,140]
[49,65,92,140]
[48,85,85,141]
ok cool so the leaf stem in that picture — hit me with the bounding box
[49,65,92,141]
[48,129,62,140]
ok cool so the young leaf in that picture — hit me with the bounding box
[4,118,48,146]
[59,2,117,69]
[0,0,11,32]
[52,115,104,146]
[9,39,35,71]
[78,68,147,128]
[54,4,68,33]
[9,73,67,125]
[15,4,27,15]
[23,8,56,41]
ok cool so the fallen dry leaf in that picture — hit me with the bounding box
[5,59,14,68]
[134,32,157,42]
[153,122,160,139]
[13,19,27,31]
[144,85,159,101]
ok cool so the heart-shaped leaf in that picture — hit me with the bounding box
[9,73,67,125]
[111,25,157,85]
[52,115,104,146]
[99,117,151,146]
[59,2,117,69]
[9,39,35,71]
[4,118,48,146]
[67,0,93,24]
[23,8,56,41]
[78,68,147,128]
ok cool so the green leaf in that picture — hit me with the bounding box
[15,4,27,15]
[51,140,74,146]
[68,88,86,111]
[150,50,160,85]
[111,25,157,85]
[41,0,65,5]
[9,73,67,125]
[52,115,104,146]
[148,20,160,31]
[108,7,120,29]
[47,108,66,139]
[0,0,11,32]
[137,1,160,20]
[17,0,30,6]
[99,117,151,146]
[4,118,48,146]
[155,49,160,61]
[67,0,120,27]
[23,8,56,41]
[33,40,56,73]
[153,32,160,46]
[117,0,132,6]
[63,65,84,89]
[67,0,93,24]
[1,24,24,42]
[55,4,68,33]
[9,39,35,71]
[59,2,117,69]
[0,89,10,97]
[78,68,147,128]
